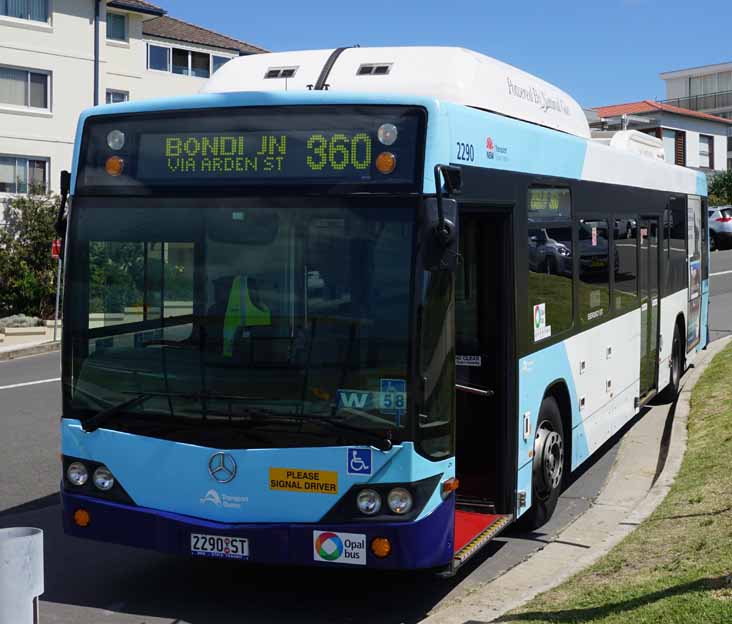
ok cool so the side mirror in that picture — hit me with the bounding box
[422,197,459,272]
[55,170,71,237]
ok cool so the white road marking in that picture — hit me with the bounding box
[0,378,60,391]
[711,269,732,277]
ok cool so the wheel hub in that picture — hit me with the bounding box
[533,425,564,498]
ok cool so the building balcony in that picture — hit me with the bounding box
[662,90,732,114]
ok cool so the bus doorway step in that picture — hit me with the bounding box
[446,511,513,575]
[456,495,497,515]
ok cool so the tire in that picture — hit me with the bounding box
[659,324,684,402]
[519,396,566,530]
[710,234,718,252]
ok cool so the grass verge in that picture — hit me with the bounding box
[500,343,732,624]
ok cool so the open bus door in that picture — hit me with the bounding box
[450,206,514,572]
[639,216,660,400]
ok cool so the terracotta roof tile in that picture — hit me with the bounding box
[143,15,267,54]
[594,99,732,124]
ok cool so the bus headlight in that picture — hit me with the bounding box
[387,487,413,514]
[67,462,88,486]
[92,466,115,491]
[356,489,382,515]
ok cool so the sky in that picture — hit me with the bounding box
[167,0,732,108]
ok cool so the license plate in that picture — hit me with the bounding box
[190,533,249,560]
[591,259,605,267]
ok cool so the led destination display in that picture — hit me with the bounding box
[78,106,424,191]
[138,131,376,181]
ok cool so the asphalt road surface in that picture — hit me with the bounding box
[710,247,732,341]
[2,255,729,624]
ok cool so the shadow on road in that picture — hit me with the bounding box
[1,500,470,624]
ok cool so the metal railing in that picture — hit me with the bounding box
[662,90,732,113]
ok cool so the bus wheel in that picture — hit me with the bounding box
[521,396,565,530]
[659,324,684,402]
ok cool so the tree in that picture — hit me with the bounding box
[0,192,60,319]
[708,170,732,206]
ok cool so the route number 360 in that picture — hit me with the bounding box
[306,133,373,171]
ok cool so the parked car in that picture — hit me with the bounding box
[709,207,732,251]
[528,227,572,276]
[613,218,637,239]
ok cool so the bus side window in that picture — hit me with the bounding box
[701,199,709,281]
[578,219,610,325]
[666,197,687,295]
[527,186,573,345]
[615,220,638,312]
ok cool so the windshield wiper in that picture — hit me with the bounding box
[237,411,393,451]
[81,393,151,432]
[300,414,393,451]
[80,392,394,450]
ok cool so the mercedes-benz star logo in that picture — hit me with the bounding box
[208,452,237,483]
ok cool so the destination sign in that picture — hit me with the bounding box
[528,187,571,220]
[138,130,376,182]
[77,106,424,192]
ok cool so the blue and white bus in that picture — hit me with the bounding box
[59,47,709,574]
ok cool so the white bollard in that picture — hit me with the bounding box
[0,528,44,624]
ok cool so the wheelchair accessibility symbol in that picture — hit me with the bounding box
[347,448,372,476]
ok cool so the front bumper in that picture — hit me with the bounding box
[62,491,455,570]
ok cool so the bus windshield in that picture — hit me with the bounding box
[65,197,415,445]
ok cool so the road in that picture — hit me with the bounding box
[1,253,729,623]
[710,247,732,341]
[0,352,619,624]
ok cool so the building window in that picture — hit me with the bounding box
[190,51,210,78]
[171,47,188,75]
[212,55,231,73]
[0,156,47,194]
[105,89,129,104]
[147,43,230,78]
[0,0,48,22]
[107,12,127,42]
[674,130,686,166]
[690,71,732,96]
[0,66,49,109]
[699,135,713,169]
[148,44,170,71]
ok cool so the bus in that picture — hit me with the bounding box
[59,47,709,574]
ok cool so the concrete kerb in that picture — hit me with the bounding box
[423,336,732,624]
[0,340,60,362]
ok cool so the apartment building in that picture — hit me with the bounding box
[0,0,265,197]
[660,62,732,170]
[592,100,732,173]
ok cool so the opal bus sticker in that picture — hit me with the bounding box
[533,303,551,342]
[269,468,338,494]
[313,530,366,565]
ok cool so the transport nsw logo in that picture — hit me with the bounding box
[199,489,249,508]
[485,136,508,161]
